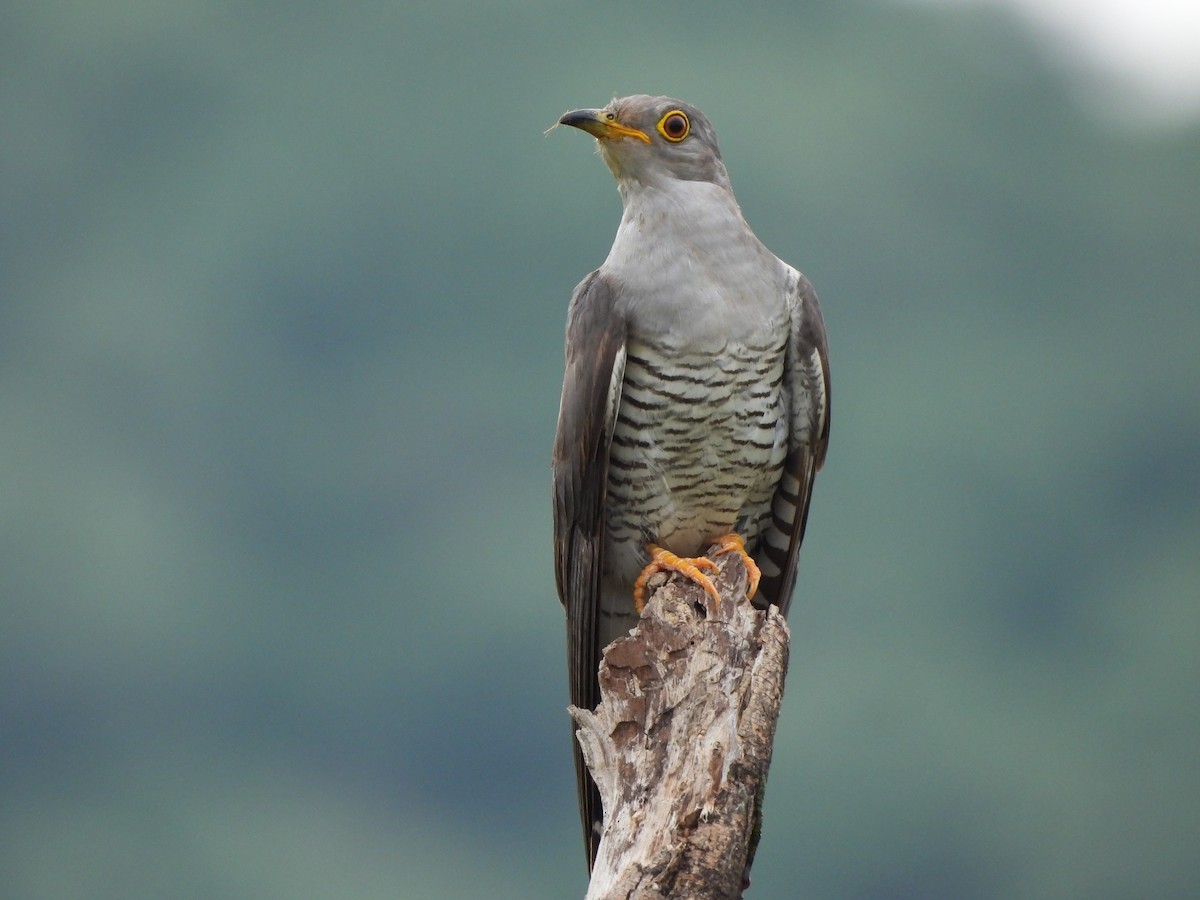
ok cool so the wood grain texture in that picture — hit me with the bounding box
[570,548,791,900]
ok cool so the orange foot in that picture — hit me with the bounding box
[710,532,760,600]
[632,544,720,612]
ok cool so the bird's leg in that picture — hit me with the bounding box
[710,532,761,600]
[632,543,720,612]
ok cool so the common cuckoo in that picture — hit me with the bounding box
[552,95,830,870]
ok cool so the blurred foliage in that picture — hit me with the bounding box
[1,1,1197,897]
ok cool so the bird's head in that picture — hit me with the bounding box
[556,95,730,190]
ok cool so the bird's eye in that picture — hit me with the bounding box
[656,110,690,142]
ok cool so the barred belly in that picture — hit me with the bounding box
[604,334,788,588]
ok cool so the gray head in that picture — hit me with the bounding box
[557,95,730,190]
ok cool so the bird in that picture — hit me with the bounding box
[551,94,830,871]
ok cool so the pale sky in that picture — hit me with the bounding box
[907,0,1200,126]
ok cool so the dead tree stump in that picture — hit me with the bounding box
[570,546,791,899]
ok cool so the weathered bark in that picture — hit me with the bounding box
[570,547,791,899]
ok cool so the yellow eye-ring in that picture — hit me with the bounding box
[656,110,690,142]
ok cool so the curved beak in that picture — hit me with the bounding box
[557,108,651,143]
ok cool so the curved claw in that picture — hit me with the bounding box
[633,543,721,612]
[710,533,760,599]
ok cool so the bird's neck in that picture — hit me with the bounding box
[619,180,739,252]
[602,179,785,344]
[607,179,766,273]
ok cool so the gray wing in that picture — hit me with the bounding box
[551,270,627,870]
[756,267,830,615]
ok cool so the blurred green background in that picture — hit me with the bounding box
[3,1,1197,897]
